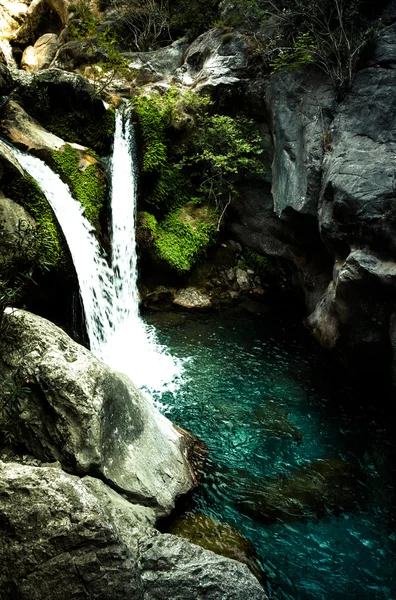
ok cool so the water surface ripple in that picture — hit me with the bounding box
[147,311,396,600]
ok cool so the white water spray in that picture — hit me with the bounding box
[5,110,183,395]
[101,108,183,393]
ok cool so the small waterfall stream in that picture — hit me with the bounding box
[8,146,115,355]
[5,108,183,394]
[101,108,183,393]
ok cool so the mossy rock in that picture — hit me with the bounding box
[2,174,62,268]
[139,203,219,273]
[165,512,263,581]
[12,70,116,155]
[51,144,107,231]
[238,457,363,524]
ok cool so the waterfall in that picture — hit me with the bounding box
[4,109,183,395]
[101,108,183,393]
[0,39,17,70]
[7,146,115,356]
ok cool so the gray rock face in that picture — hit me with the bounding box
[0,309,195,515]
[139,533,267,600]
[267,69,335,217]
[304,21,396,375]
[0,461,143,600]
[0,461,267,600]
[175,28,248,95]
[125,39,189,85]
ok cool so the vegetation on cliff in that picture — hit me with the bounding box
[52,145,106,231]
[133,87,263,272]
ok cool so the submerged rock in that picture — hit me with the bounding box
[254,401,303,443]
[0,309,196,516]
[163,511,263,580]
[238,457,362,524]
[139,533,267,600]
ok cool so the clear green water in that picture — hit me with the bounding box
[146,311,396,600]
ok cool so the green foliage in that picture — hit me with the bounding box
[185,114,264,204]
[45,108,116,156]
[154,209,218,273]
[244,247,277,277]
[68,0,131,94]
[221,32,234,44]
[140,208,218,272]
[133,88,263,210]
[169,0,219,40]
[4,177,62,268]
[133,89,212,209]
[134,88,264,272]
[52,145,106,228]
[133,95,167,172]
[0,376,32,448]
[270,32,316,73]
[68,0,97,37]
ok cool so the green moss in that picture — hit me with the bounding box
[153,208,217,273]
[244,247,277,277]
[140,211,158,232]
[5,176,62,268]
[45,108,116,155]
[52,144,106,228]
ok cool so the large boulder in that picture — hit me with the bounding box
[175,28,248,99]
[125,39,189,85]
[21,33,59,72]
[12,0,68,45]
[0,461,267,599]
[0,309,196,516]
[138,533,267,600]
[0,461,144,600]
[266,68,335,218]
[9,69,115,154]
[0,99,65,153]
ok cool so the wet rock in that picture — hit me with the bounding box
[0,64,13,94]
[21,33,59,72]
[235,267,251,290]
[0,460,143,600]
[267,69,335,218]
[173,287,211,309]
[0,99,66,153]
[138,532,267,600]
[9,68,114,153]
[0,309,196,516]
[164,512,263,580]
[238,457,362,524]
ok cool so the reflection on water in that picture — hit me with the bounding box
[147,310,396,600]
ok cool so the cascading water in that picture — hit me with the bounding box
[6,145,115,356]
[101,108,184,393]
[4,109,183,395]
